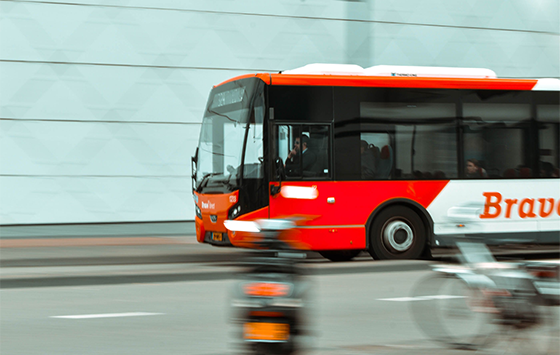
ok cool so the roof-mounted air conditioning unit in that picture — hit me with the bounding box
[281,63,365,75]
[281,63,498,79]
[364,65,497,78]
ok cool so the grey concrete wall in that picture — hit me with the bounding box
[0,221,195,238]
[1,0,558,225]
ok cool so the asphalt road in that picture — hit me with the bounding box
[2,267,559,355]
[0,269,459,355]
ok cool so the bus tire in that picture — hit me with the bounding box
[368,206,426,260]
[319,250,361,262]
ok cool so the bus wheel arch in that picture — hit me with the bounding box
[366,201,432,260]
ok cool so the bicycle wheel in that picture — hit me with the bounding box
[410,273,498,350]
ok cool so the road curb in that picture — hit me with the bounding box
[0,252,247,268]
[0,271,237,289]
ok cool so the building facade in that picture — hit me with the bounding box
[1,0,558,225]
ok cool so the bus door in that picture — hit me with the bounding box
[269,123,333,233]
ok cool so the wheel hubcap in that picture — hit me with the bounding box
[383,220,414,252]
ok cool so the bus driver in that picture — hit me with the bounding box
[285,134,317,176]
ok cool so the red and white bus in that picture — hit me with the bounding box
[192,64,560,261]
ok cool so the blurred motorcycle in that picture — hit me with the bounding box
[225,219,310,355]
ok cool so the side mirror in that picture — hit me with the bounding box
[270,158,285,196]
[191,148,198,192]
[275,158,286,181]
[192,148,198,164]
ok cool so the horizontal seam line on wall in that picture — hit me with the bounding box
[0,59,279,72]
[0,220,194,227]
[0,117,200,125]
[3,0,559,36]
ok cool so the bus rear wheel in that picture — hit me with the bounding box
[319,250,361,262]
[368,206,426,260]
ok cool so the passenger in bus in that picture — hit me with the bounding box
[466,159,488,178]
[518,166,532,178]
[285,134,317,176]
[375,145,393,179]
[360,140,377,179]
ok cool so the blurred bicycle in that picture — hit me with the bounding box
[411,242,559,354]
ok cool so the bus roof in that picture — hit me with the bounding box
[215,64,560,91]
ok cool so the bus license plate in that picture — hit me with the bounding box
[243,322,289,341]
[212,232,222,241]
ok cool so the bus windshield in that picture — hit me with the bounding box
[195,78,264,193]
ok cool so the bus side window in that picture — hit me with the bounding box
[307,125,330,178]
[463,103,531,179]
[537,105,559,178]
[276,125,301,178]
[360,133,390,180]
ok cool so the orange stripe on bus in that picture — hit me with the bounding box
[268,75,538,91]
[214,73,537,90]
[215,73,271,87]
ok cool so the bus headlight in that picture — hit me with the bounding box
[228,204,242,220]
[195,205,202,219]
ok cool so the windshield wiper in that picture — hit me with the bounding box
[221,174,238,191]
[197,173,220,192]
[218,181,235,192]
[207,108,239,125]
